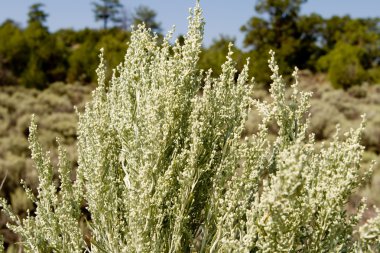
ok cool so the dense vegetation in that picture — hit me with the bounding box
[0,0,380,252]
[1,2,380,251]
[241,0,380,87]
[2,79,380,251]
[0,0,379,89]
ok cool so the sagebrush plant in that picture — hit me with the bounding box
[1,2,380,252]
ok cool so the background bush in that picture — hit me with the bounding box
[317,43,368,89]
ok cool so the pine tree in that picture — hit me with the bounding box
[93,0,123,29]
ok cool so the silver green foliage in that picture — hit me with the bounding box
[1,2,380,252]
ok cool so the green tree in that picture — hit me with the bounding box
[320,16,380,54]
[241,0,324,84]
[317,17,380,88]
[67,35,99,83]
[0,20,28,85]
[67,28,129,84]
[242,0,306,50]
[198,36,244,77]
[28,3,48,27]
[295,13,324,69]
[21,54,47,89]
[132,5,162,33]
[318,43,367,89]
[320,15,351,51]
[254,0,306,46]
[21,4,68,89]
[93,0,123,29]
[96,29,130,78]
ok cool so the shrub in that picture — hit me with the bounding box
[0,69,18,86]
[37,91,73,113]
[362,117,380,153]
[198,36,244,78]
[40,113,77,141]
[0,20,28,84]
[0,93,16,113]
[348,85,368,99]
[0,152,27,194]
[308,100,346,140]
[67,38,99,83]
[1,2,380,252]
[368,67,380,85]
[20,56,48,89]
[9,188,33,215]
[0,136,29,156]
[0,106,9,136]
[318,42,368,89]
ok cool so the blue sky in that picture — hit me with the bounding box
[1,1,379,48]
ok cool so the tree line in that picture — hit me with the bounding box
[0,0,379,89]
